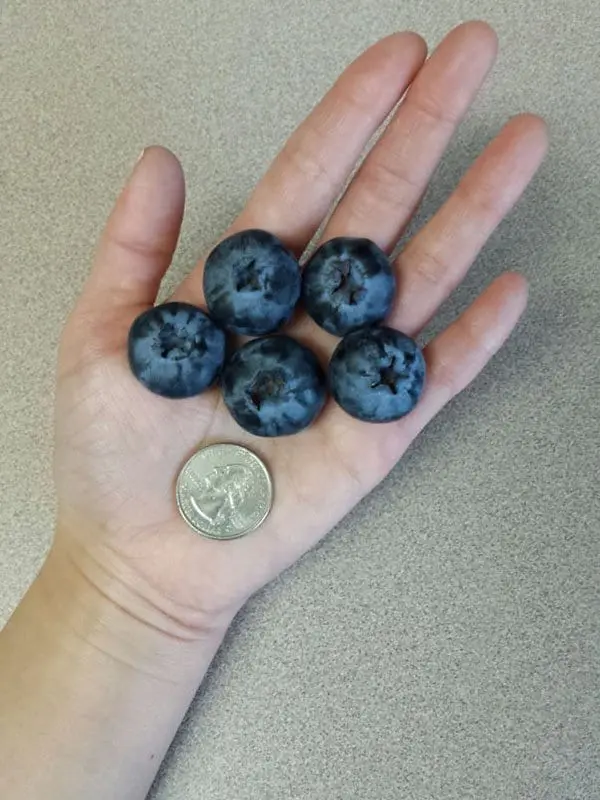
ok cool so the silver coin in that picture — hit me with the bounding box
[176,443,273,540]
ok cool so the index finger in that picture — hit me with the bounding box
[174,32,426,305]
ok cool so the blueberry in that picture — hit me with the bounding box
[221,336,327,437]
[203,229,301,335]
[302,237,395,336]
[329,326,425,422]
[128,302,226,398]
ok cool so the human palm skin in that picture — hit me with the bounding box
[52,22,547,638]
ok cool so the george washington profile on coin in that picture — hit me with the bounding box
[176,443,273,539]
[190,464,254,529]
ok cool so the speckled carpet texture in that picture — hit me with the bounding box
[2,1,599,798]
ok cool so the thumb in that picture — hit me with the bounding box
[78,146,185,316]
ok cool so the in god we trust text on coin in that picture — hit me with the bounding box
[176,444,273,540]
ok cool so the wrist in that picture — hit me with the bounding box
[34,534,232,683]
[0,534,231,799]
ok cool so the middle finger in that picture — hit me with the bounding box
[321,21,498,251]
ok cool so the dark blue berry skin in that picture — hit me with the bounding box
[328,326,425,422]
[221,336,327,437]
[128,302,226,398]
[203,229,301,335]
[302,237,395,337]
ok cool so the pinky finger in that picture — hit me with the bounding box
[402,271,528,440]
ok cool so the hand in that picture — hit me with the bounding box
[54,22,547,641]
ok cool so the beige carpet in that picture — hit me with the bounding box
[2,1,599,797]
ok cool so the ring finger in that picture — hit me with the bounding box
[390,113,548,336]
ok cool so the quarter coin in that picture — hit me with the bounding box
[176,443,273,540]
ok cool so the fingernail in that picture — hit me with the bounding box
[135,148,146,166]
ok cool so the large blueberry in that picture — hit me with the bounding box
[203,229,301,335]
[221,336,327,437]
[128,302,226,398]
[302,237,395,336]
[329,326,425,422]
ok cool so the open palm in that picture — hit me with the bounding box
[54,22,547,636]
